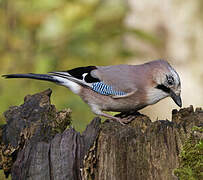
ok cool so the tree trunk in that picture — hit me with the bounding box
[0,89,202,180]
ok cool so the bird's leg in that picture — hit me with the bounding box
[99,112,126,125]
[91,106,134,125]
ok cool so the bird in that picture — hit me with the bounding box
[2,59,182,124]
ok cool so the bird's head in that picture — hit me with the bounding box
[146,60,182,107]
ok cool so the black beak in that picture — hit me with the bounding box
[170,90,182,107]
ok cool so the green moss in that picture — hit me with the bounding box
[192,126,203,133]
[174,127,203,180]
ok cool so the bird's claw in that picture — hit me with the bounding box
[120,115,135,124]
[112,116,135,125]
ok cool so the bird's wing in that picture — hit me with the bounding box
[92,65,138,98]
[50,65,138,98]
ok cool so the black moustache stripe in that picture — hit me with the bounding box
[156,84,170,94]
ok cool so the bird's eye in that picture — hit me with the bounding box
[166,75,174,86]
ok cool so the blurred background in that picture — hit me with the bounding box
[0,0,203,132]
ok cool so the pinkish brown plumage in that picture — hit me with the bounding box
[2,59,182,124]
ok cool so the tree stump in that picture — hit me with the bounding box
[0,89,202,180]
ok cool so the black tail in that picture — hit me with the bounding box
[2,73,60,83]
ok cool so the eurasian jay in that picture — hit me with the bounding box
[3,59,182,124]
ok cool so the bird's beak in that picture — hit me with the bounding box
[170,90,182,107]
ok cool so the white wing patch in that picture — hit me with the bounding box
[82,73,88,79]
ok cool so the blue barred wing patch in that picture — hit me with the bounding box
[92,82,126,96]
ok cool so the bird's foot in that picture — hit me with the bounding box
[119,115,135,124]
[94,111,135,125]
[115,111,141,118]
[108,116,135,125]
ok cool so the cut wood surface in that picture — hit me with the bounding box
[0,89,202,180]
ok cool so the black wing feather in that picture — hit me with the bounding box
[67,66,100,83]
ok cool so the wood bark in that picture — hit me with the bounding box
[0,89,202,180]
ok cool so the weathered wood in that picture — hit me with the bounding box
[0,89,101,180]
[82,107,202,180]
[0,89,202,180]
